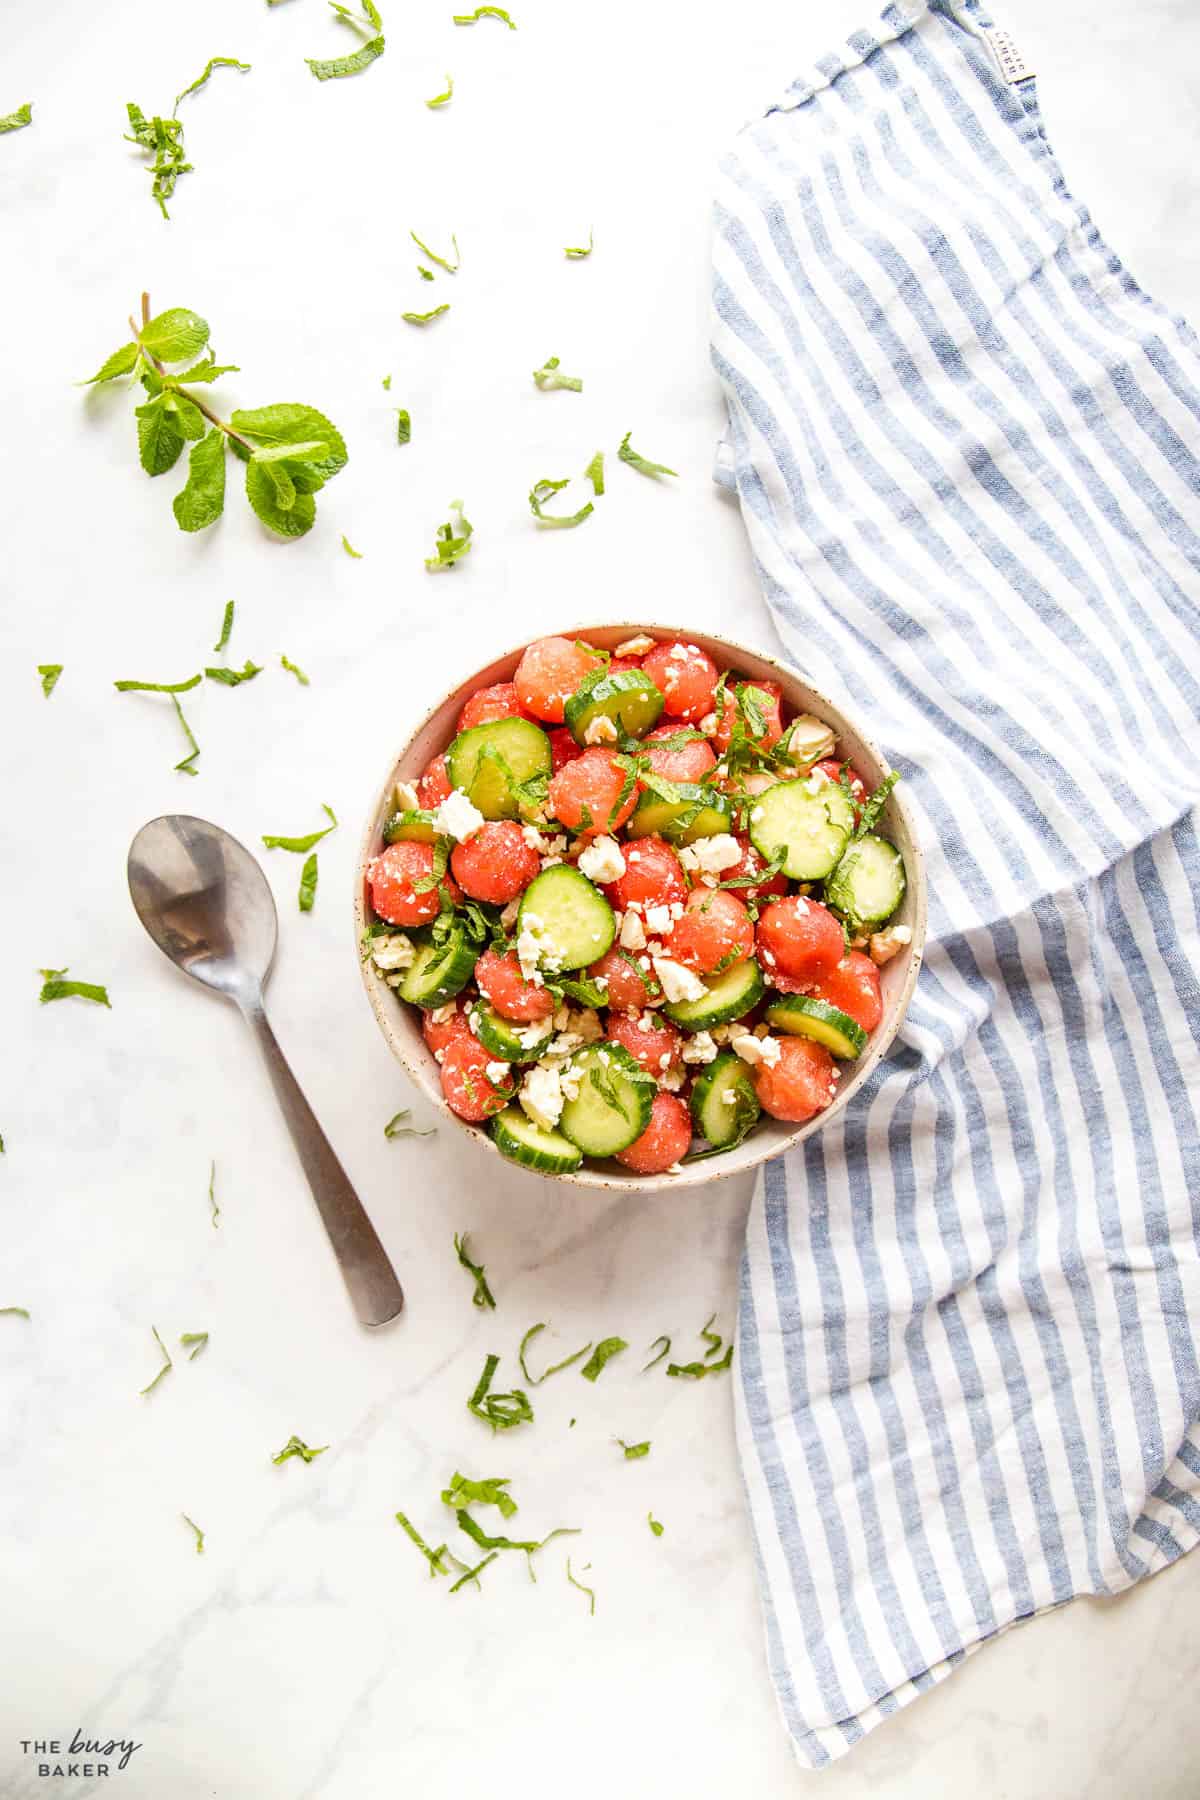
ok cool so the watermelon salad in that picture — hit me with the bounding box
[362,632,910,1177]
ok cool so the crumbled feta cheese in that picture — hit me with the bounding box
[428,1003,456,1025]
[627,850,642,863]
[644,903,674,937]
[553,1001,572,1033]
[485,1060,510,1085]
[515,1017,555,1051]
[653,957,707,1004]
[669,901,684,920]
[784,714,836,770]
[575,1008,604,1043]
[668,642,691,662]
[577,834,626,884]
[619,910,647,951]
[559,1063,583,1102]
[870,923,912,966]
[520,1064,564,1131]
[636,1011,657,1033]
[540,855,564,870]
[759,1036,782,1067]
[698,712,718,736]
[720,1089,738,1105]
[750,806,764,824]
[614,633,656,658]
[731,1032,768,1066]
[681,1031,719,1065]
[583,715,618,746]
[678,834,741,877]
[547,1031,585,1059]
[500,898,521,929]
[659,1066,686,1092]
[658,1051,672,1070]
[393,779,421,813]
[515,911,562,979]
[521,824,548,851]
[432,787,485,843]
[371,932,416,973]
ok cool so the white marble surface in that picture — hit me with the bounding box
[3,0,1199,1794]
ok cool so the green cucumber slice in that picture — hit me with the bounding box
[766,994,867,1059]
[398,929,477,1007]
[824,834,907,927]
[446,717,552,821]
[564,667,665,746]
[689,1050,761,1148]
[516,865,615,973]
[662,956,765,1032]
[382,808,437,845]
[557,1042,656,1156]
[492,1106,583,1174]
[628,782,734,845]
[471,1001,542,1062]
[748,776,850,880]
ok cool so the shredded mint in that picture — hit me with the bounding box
[699,1313,723,1358]
[261,803,338,853]
[139,1326,173,1396]
[272,1434,328,1465]
[37,664,62,698]
[529,476,592,529]
[648,1513,664,1537]
[618,430,677,479]
[180,1331,209,1361]
[642,1334,670,1371]
[566,1556,595,1615]
[533,355,582,393]
[307,0,385,78]
[1,103,33,134]
[425,498,473,571]
[450,1551,497,1593]
[0,1307,30,1320]
[38,968,111,1008]
[467,1352,534,1432]
[208,1159,220,1227]
[426,73,453,106]
[383,1108,435,1139]
[410,228,460,273]
[114,674,202,693]
[213,600,235,652]
[854,770,901,839]
[453,5,516,24]
[396,408,411,444]
[454,1231,496,1309]
[297,853,319,912]
[518,1322,593,1385]
[395,1510,450,1576]
[564,229,593,258]
[667,1343,733,1379]
[617,1439,650,1460]
[205,660,261,686]
[441,1472,517,1518]
[583,450,604,496]
[182,1513,206,1554]
[342,535,363,559]
[280,654,310,685]
[403,303,450,325]
[126,59,250,217]
[381,373,392,389]
[580,1337,627,1382]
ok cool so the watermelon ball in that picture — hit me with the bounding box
[514,636,600,724]
[808,950,883,1033]
[713,679,785,753]
[450,821,541,905]
[616,1091,693,1173]
[604,835,687,914]
[548,747,639,836]
[440,1035,514,1122]
[640,641,719,722]
[587,946,656,1013]
[417,752,453,810]
[642,721,717,784]
[607,1010,684,1077]
[474,947,554,1022]
[368,842,461,927]
[753,1036,837,1122]
[457,682,526,733]
[548,727,584,773]
[422,999,473,1057]
[725,835,790,902]
[666,888,755,975]
[755,895,844,989]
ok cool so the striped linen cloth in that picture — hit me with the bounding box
[711,0,1200,1768]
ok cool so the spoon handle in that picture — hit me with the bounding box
[241,1001,404,1327]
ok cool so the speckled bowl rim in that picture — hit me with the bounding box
[354,622,926,1191]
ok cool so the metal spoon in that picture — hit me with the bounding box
[127,814,404,1327]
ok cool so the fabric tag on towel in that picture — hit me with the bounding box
[980,21,1034,83]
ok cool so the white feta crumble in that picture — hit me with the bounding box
[575,1008,604,1043]
[515,1017,555,1051]
[730,1032,768,1066]
[515,912,563,979]
[783,713,836,770]
[519,1064,564,1131]
[870,923,912,965]
[681,1031,719,1065]
[614,633,657,658]
[370,932,416,973]
[653,957,707,1004]
[619,910,647,950]
[678,834,741,877]
[668,642,691,662]
[428,1003,457,1025]
[582,715,618,745]
[485,1060,510,1086]
[643,902,674,937]
[521,824,548,851]
[659,1067,686,1092]
[559,1063,583,1102]
[759,1036,782,1067]
[432,786,485,843]
[577,834,627,884]
[392,779,421,813]
[698,712,718,736]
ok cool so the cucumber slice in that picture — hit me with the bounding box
[516,865,615,973]
[690,1050,761,1148]
[748,776,850,880]
[382,808,437,845]
[471,1001,541,1062]
[447,717,552,821]
[557,1042,656,1156]
[663,956,765,1032]
[766,994,867,1059]
[398,929,477,1007]
[564,668,665,746]
[492,1106,583,1174]
[628,782,734,845]
[825,834,907,927]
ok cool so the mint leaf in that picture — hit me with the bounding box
[409,229,460,273]
[306,35,385,78]
[854,770,901,840]
[37,664,63,698]
[617,1439,650,1460]
[402,304,450,325]
[271,1435,328,1464]
[172,694,201,774]
[82,343,138,385]
[245,459,316,537]
[467,1353,534,1432]
[342,534,363,558]
[381,373,392,389]
[173,427,227,531]
[648,1513,665,1537]
[396,408,411,444]
[179,1331,209,1360]
[518,1321,593,1384]
[566,1557,595,1615]
[0,1307,30,1320]
[395,1511,450,1577]
[449,1552,497,1593]
[453,1231,496,1309]
[140,308,211,362]
[383,1108,435,1139]
[564,229,593,258]
[529,476,592,529]
[213,600,235,653]
[37,968,111,1007]
[453,6,516,24]
[699,1313,723,1357]
[280,654,310,685]
[618,430,677,478]
[139,1325,172,1396]
[113,674,202,693]
[580,1337,627,1381]
[667,1343,734,1378]
[583,450,604,495]
[441,1473,517,1519]
[425,498,472,571]
[532,355,582,393]
[261,803,338,853]
[205,660,261,686]
[173,56,251,111]
[136,399,185,476]
[417,266,434,281]
[182,1514,205,1554]
[0,103,32,134]
[231,403,347,481]
[298,851,319,912]
[426,73,453,106]
[175,358,240,383]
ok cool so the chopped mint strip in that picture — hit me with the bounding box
[450,1551,497,1593]
[381,373,392,389]
[667,1343,733,1379]
[261,803,338,853]
[454,1231,496,1309]
[533,355,582,393]
[208,1159,220,1227]
[37,664,63,698]
[426,73,453,106]
[453,5,516,24]
[127,61,250,218]
[395,1510,450,1576]
[642,1335,670,1371]
[566,1556,595,1615]
[418,266,435,281]
[564,229,593,258]
[1,103,33,134]
[409,229,460,273]
[180,1331,209,1360]
[114,674,202,693]
[396,409,411,444]
[139,1325,173,1396]
[272,1434,328,1465]
[173,695,201,774]
[307,1,385,79]
[383,1108,435,1139]
[700,1313,723,1358]
[618,430,677,479]
[280,654,310,685]
[454,1511,539,1554]
[854,770,901,840]
[174,56,252,110]
[580,1336,627,1382]
[342,534,363,558]
[616,1439,650,1460]
[37,968,111,1008]
[583,451,604,496]
[0,1307,30,1320]
[205,660,262,686]
[529,476,593,529]
[425,498,472,571]
[518,1321,592,1385]
[648,1512,664,1537]
[213,600,235,652]
[403,304,450,325]
[297,851,318,911]
[467,1352,534,1432]
[182,1513,205,1554]
[441,1472,517,1519]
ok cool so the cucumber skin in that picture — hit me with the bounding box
[491,1107,583,1173]
[382,809,437,844]
[557,1042,655,1156]
[825,834,906,927]
[516,866,615,972]
[447,718,552,820]
[748,779,849,881]
[690,1050,761,1148]
[766,995,867,1059]
[471,1002,537,1062]
[564,668,664,746]
[663,957,765,1032]
[628,783,733,845]
[398,932,476,1008]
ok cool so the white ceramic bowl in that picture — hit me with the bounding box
[355,623,926,1190]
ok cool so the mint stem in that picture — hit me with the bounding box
[130,292,256,453]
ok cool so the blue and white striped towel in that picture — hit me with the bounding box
[711,0,1200,1768]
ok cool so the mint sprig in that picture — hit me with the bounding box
[125,58,250,218]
